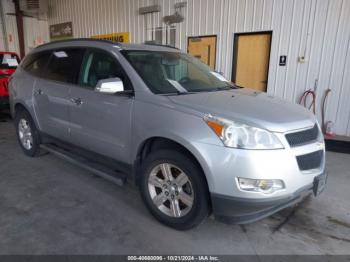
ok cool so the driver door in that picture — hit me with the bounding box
[69,48,134,163]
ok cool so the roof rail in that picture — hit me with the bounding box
[143,42,180,50]
[36,38,120,49]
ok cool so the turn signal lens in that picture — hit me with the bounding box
[206,120,224,137]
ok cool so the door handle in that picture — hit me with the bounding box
[70,98,83,106]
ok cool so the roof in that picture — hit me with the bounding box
[35,38,116,49]
[118,43,180,52]
[34,38,180,53]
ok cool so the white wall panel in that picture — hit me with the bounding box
[0,26,5,51]
[5,16,19,54]
[0,2,6,51]
[23,17,50,54]
[46,0,350,136]
[0,0,48,56]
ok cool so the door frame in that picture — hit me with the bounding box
[187,35,218,70]
[231,31,273,91]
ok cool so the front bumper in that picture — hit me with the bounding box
[190,133,326,223]
[211,184,313,224]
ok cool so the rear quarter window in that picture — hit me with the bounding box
[0,53,20,69]
[21,52,51,77]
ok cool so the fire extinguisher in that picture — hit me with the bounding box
[324,121,336,137]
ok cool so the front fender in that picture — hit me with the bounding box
[132,98,222,192]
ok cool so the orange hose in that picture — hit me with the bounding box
[299,90,316,114]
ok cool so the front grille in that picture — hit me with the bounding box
[296,150,323,171]
[285,124,319,147]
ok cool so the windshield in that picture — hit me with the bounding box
[122,50,236,95]
[0,53,20,70]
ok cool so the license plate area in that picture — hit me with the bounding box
[313,171,327,196]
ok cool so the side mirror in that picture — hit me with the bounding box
[95,78,125,94]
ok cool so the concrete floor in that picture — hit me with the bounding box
[0,112,350,255]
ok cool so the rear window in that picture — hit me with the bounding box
[45,48,85,84]
[22,52,51,77]
[0,53,20,69]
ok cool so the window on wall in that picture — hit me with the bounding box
[168,26,176,47]
[145,27,163,45]
[146,26,176,47]
[155,27,163,45]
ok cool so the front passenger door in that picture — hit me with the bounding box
[69,49,134,164]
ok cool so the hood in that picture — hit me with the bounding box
[168,88,316,133]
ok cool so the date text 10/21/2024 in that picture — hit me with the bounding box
[127,256,220,261]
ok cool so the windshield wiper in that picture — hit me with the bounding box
[161,85,239,96]
[161,91,200,96]
[206,86,234,92]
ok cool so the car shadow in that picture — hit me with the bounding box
[0,111,11,123]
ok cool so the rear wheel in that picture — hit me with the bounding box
[140,150,210,230]
[15,109,41,157]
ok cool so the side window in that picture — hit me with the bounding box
[22,52,51,77]
[0,53,20,69]
[80,49,131,90]
[45,48,85,84]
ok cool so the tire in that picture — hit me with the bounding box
[140,149,210,230]
[14,109,41,157]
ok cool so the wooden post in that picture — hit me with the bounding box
[13,0,25,58]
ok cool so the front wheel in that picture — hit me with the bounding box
[140,150,210,230]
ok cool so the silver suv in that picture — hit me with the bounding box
[9,39,327,230]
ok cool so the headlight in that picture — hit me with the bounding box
[238,178,285,194]
[204,114,283,149]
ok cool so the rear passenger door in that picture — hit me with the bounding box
[69,48,134,163]
[33,48,85,141]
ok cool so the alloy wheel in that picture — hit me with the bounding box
[18,119,33,150]
[148,163,194,218]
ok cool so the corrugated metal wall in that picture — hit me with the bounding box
[4,15,20,53]
[2,0,20,53]
[1,0,49,55]
[23,17,50,54]
[47,0,350,136]
[0,0,7,51]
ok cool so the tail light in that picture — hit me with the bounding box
[0,78,9,96]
